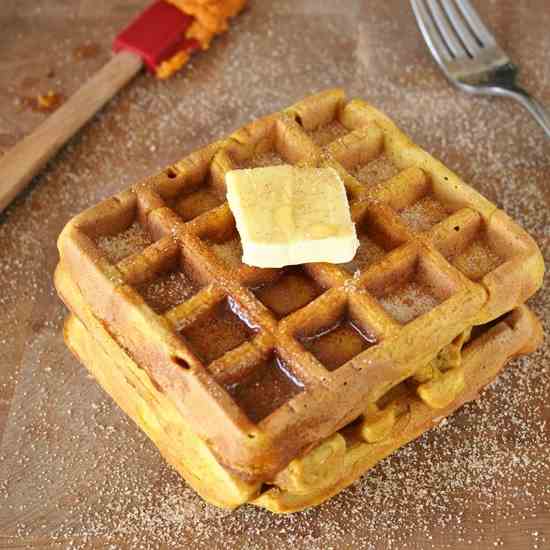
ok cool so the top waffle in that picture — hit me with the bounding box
[57,89,543,481]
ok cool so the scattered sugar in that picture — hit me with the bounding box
[350,153,401,186]
[96,222,153,264]
[210,237,244,269]
[451,237,504,281]
[306,120,348,146]
[1,0,549,548]
[342,232,386,274]
[378,281,441,324]
[399,195,450,233]
[239,150,285,169]
[137,270,200,314]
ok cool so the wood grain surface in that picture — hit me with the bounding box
[0,1,548,549]
[0,50,142,212]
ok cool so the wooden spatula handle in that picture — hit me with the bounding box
[0,50,143,213]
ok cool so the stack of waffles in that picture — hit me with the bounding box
[55,89,544,513]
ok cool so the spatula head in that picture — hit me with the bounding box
[113,0,200,72]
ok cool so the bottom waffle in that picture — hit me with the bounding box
[57,265,542,513]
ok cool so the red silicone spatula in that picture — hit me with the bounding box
[0,1,201,213]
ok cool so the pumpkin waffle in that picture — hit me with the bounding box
[59,271,541,512]
[55,89,544,512]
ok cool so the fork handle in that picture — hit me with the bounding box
[499,86,550,138]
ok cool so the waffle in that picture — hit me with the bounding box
[55,89,544,512]
[59,266,541,512]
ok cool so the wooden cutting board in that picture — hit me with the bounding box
[1,1,549,548]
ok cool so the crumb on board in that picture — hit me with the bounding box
[19,90,64,112]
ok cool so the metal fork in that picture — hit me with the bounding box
[411,0,550,138]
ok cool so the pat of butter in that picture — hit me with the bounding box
[226,165,359,268]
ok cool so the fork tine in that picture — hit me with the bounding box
[455,0,497,47]
[411,0,452,67]
[426,0,467,58]
[441,0,481,55]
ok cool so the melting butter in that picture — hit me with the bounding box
[226,165,359,268]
